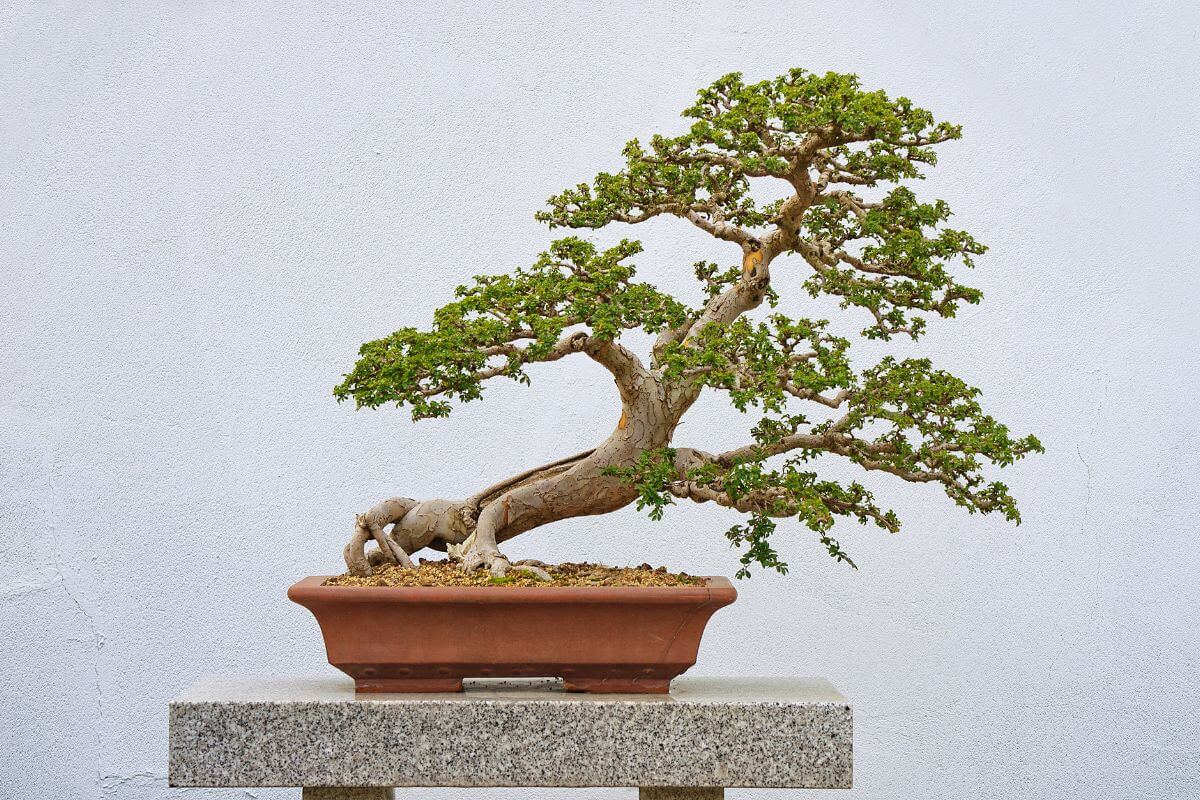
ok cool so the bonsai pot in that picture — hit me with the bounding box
[288,576,736,693]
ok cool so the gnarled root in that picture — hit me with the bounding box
[343,449,597,577]
[344,497,420,576]
[458,544,552,581]
[455,504,551,580]
[446,531,549,578]
[509,559,553,580]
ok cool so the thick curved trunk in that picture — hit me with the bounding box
[345,336,681,576]
[345,261,775,577]
[461,357,676,573]
[659,253,774,422]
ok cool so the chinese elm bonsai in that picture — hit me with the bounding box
[334,69,1043,581]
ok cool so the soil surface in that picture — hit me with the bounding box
[324,560,706,588]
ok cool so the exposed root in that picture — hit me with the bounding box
[445,531,477,563]
[344,498,421,576]
[457,546,551,580]
[362,514,412,567]
[345,450,596,577]
[510,560,553,581]
[343,520,373,576]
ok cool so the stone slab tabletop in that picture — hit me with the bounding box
[169,677,852,789]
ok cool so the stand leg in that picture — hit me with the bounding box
[302,789,394,800]
[640,789,724,800]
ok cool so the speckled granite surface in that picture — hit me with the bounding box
[168,677,852,789]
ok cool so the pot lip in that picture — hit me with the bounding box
[288,575,736,604]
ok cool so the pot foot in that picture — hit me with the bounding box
[563,676,672,693]
[639,789,724,800]
[640,789,724,800]
[354,677,464,693]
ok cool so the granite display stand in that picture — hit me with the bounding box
[168,677,852,798]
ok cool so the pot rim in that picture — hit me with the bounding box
[288,575,736,605]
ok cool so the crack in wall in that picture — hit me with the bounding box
[99,773,267,799]
[100,771,160,792]
[46,443,107,799]
[1045,386,1104,684]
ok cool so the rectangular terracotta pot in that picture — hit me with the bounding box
[288,576,736,693]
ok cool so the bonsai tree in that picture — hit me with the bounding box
[335,69,1042,580]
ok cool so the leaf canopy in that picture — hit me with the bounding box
[538,68,960,230]
[338,67,1042,573]
[335,237,689,418]
[540,68,982,340]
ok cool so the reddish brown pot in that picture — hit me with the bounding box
[288,576,736,694]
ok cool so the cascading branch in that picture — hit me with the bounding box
[336,68,1042,580]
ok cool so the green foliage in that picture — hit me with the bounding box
[607,447,886,575]
[837,357,1045,519]
[713,458,877,576]
[801,187,985,339]
[334,237,690,418]
[603,448,681,521]
[538,68,960,233]
[681,69,960,165]
[604,351,1043,572]
[540,69,979,341]
[656,314,853,413]
[725,515,787,579]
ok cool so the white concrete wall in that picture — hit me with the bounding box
[3,1,1198,798]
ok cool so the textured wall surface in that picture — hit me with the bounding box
[2,2,1198,799]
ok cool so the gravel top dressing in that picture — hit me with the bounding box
[324,560,707,588]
